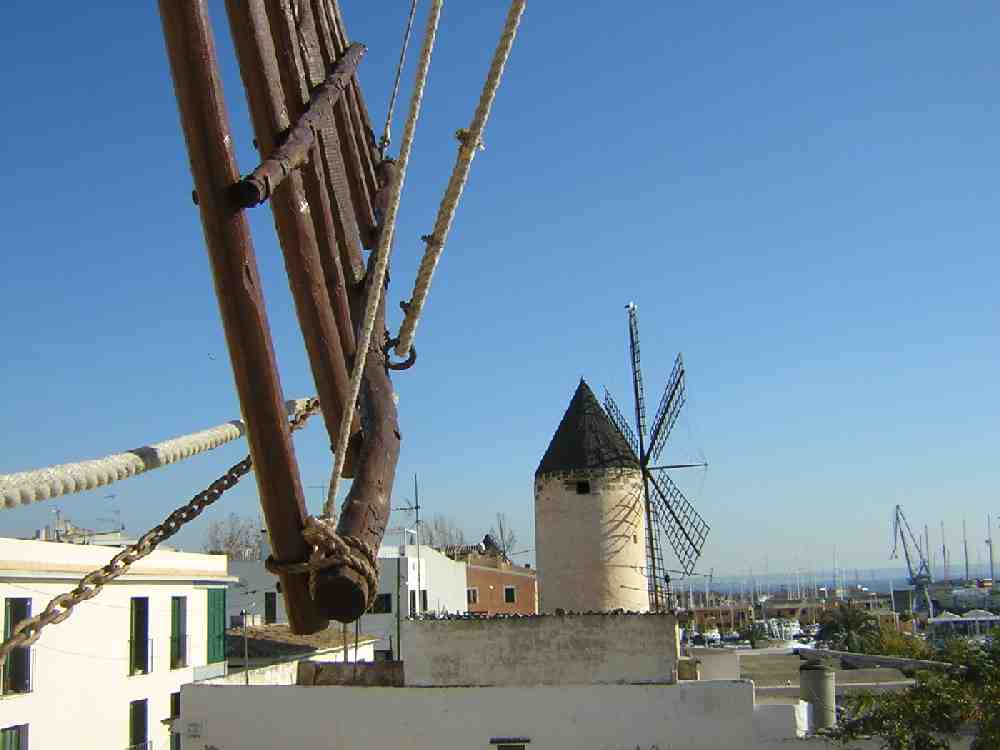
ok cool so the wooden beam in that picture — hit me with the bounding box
[225,0,361,475]
[158,0,326,634]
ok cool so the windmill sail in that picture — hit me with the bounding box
[603,390,640,461]
[648,354,685,462]
[648,468,709,575]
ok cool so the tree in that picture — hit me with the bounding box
[740,622,769,649]
[834,632,1000,749]
[204,513,260,559]
[488,512,517,559]
[420,515,465,549]
[816,604,880,653]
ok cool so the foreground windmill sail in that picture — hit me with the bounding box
[604,303,709,609]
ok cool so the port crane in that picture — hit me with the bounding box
[890,504,934,614]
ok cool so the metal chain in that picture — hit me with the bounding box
[0,398,321,666]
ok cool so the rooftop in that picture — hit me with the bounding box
[536,379,639,475]
[225,623,377,659]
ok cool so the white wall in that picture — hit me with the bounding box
[0,538,232,750]
[535,468,649,613]
[179,680,814,750]
[401,613,679,686]
[359,545,468,653]
[206,644,376,686]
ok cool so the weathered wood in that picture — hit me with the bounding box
[312,0,378,248]
[234,42,365,208]
[225,0,361,475]
[158,0,326,635]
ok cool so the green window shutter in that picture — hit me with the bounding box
[170,597,187,668]
[206,589,225,663]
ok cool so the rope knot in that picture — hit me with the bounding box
[454,128,486,152]
[265,516,380,612]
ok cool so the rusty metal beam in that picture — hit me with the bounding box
[234,42,366,209]
[158,0,327,635]
[225,0,361,475]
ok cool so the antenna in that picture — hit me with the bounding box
[963,520,970,582]
[603,304,709,611]
[987,514,995,583]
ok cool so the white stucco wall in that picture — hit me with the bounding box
[359,545,468,654]
[178,680,814,750]
[535,468,649,613]
[206,643,376,686]
[0,538,233,750]
[401,613,679,686]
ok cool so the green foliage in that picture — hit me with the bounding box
[863,623,935,660]
[833,630,1000,749]
[816,605,880,652]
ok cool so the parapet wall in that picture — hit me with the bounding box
[401,612,678,686]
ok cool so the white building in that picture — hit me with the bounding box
[174,612,925,750]
[359,544,468,658]
[0,537,235,750]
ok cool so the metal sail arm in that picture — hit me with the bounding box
[648,469,709,575]
[648,353,685,462]
[603,389,640,461]
[627,303,648,455]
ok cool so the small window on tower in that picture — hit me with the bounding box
[575,481,591,495]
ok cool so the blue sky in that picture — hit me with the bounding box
[0,2,997,579]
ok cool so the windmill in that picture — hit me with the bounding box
[603,303,710,611]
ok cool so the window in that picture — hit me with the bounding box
[374,649,393,662]
[409,589,416,615]
[575,480,591,495]
[170,692,181,750]
[371,593,392,614]
[129,598,150,675]
[0,725,28,750]
[170,596,187,669]
[3,599,31,694]
[490,738,530,750]
[264,591,277,624]
[466,588,479,605]
[206,589,226,664]
[504,586,517,604]
[129,699,148,750]
[420,590,428,613]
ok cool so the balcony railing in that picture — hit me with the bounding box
[128,638,153,676]
[169,635,190,669]
[126,741,153,750]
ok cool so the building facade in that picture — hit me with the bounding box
[443,543,538,615]
[359,544,467,658]
[0,537,234,750]
[534,380,648,613]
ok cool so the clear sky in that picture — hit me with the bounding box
[1,2,997,580]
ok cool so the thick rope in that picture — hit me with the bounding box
[379,0,421,157]
[324,0,444,516]
[0,399,313,509]
[393,0,527,359]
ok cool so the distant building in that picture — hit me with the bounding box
[359,544,467,658]
[443,538,538,615]
[0,537,234,750]
[534,380,648,613]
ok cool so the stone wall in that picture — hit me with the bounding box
[535,467,648,613]
[401,612,678,686]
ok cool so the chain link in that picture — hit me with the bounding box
[0,398,321,666]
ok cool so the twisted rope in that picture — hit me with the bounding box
[0,399,321,665]
[265,516,379,610]
[324,0,444,515]
[393,0,527,358]
[379,0,421,157]
[0,399,313,509]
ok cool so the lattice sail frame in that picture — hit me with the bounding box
[603,306,710,609]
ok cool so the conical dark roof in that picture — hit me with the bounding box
[536,379,639,476]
